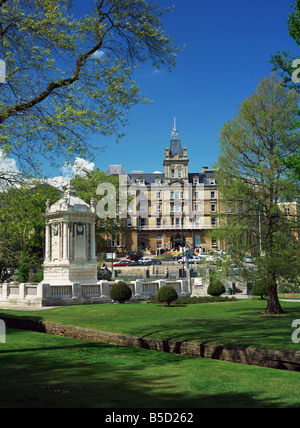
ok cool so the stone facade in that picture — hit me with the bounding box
[105,124,221,254]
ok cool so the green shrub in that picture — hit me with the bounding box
[251,280,268,300]
[18,263,29,283]
[207,279,225,297]
[30,269,44,283]
[156,285,178,306]
[110,281,132,303]
[97,268,112,281]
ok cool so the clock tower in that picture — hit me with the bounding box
[163,118,189,183]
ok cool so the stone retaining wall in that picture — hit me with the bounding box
[2,316,300,372]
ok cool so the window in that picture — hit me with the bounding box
[156,218,161,227]
[211,191,215,199]
[155,178,161,185]
[127,218,132,227]
[212,238,217,248]
[285,207,290,216]
[194,191,199,199]
[211,217,216,226]
[194,204,200,212]
[156,191,161,200]
[178,169,182,178]
[171,169,175,178]
[156,205,161,214]
[195,234,201,247]
[211,204,216,212]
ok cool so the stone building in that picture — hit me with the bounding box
[105,123,222,254]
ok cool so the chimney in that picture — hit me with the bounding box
[201,166,208,173]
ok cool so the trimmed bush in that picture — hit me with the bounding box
[207,279,225,297]
[110,281,132,303]
[251,280,268,300]
[156,285,178,306]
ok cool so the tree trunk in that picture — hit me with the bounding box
[264,279,285,314]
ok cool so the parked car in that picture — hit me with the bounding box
[140,257,152,263]
[190,255,204,262]
[172,253,184,261]
[130,261,146,266]
[177,256,195,264]
[244,256,255,264]
[127,251,142,261]
[113,259,133,267]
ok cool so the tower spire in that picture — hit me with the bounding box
[171,116,178,138]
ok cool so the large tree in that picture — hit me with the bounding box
[0,182,59,280]
[213,74,300,314]
[270,0,300,179]
[0,0,178,178]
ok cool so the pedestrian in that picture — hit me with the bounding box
[165,266,169,278]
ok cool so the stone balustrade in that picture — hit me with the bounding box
[0,278,191,307]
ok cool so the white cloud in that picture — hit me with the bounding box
[47,157,95,189]
[153,68,161,75]
[62,157,95,176]
[0,149,19,174]
[91,50,106,60]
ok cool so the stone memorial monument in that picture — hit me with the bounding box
[42,181,98,287]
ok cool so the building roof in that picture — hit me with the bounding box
[105,165,128,176]
[169,138,183,157]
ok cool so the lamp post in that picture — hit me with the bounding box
[181,211,185,272]
[111,218,114,276]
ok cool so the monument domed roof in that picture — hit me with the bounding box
[47,181,95,214]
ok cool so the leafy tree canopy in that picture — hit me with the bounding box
[212,74,300,314]
[0,0,179,177]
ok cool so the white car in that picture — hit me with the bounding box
[140,257,152,263]
[178,257,197,264]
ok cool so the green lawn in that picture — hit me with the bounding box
[1,327,300,408]
[1,299,300,352]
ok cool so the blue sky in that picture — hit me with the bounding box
[42,1,300,179]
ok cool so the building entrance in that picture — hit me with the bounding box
[171,235,186,251]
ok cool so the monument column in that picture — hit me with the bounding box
[63,221,69,260]
[45,223,51,262]
[90,221,96,261]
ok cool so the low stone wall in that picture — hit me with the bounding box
[2,316,300,372]
[0,278,191,307]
